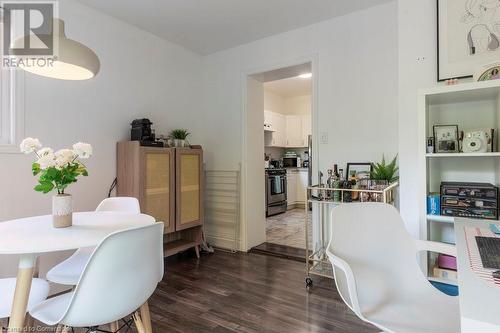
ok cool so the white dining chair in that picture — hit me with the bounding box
[46,197,142,286]
[326,203,460,333]
[0,277,49,327]
[30,222,164,333]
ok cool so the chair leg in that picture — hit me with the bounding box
[132,312,145,333]
[110,321,120,332]
[139,302,152,333]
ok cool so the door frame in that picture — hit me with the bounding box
[240,54,320,251]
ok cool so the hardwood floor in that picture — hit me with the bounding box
[149,251,377,333]
[31,251,376,333]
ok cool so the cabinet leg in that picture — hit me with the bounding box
[194,245,200,259]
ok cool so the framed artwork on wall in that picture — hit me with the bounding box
[346,163,372,181]
[437,0,500,81]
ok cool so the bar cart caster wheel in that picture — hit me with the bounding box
[305,277,313,288]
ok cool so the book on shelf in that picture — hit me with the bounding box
[433,266,458,281]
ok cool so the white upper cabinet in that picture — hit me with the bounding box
[286,115,304,147]
[301,114,311,146]
[264,111,310,148]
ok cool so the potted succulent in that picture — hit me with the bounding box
[20,138,92,228]
[370,155,399,188]
[169,129,190,147]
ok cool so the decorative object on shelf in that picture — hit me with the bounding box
[345,163,372,181]
[169,129,190,147]
[427,137,435,153]
[474,62,500,81]
[445,78,459,85]
[130,119,163,147]
[463,129,495,153]
[433,125,459,153]
[440,182,499,220]
[11,19,100,80]
[370,155,399,184]
[20,138,92,228]
[427,193,441,215]
[437,0,500,81]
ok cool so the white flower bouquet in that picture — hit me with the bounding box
[20,138,92,194]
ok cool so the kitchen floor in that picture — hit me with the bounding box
[266,208,311,249]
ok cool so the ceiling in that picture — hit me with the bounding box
[264,76,311,98]
[77,0,391,55]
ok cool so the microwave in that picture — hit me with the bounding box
[283,157,300,168]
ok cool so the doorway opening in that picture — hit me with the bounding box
[243,61,315,260]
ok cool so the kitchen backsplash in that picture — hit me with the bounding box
[265,147,308,162]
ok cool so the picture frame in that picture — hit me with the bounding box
[437,0,500,81]
[474,62,500,81]
[346,163,372,181]
[433,125,459,153]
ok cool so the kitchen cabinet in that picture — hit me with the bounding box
[287,170,297,208]
[301,114,311,146]
[117,141,203,258]
[296,169,308,204]
[272,112,286,147]
[287,168,308,208]
[286,115,304,147]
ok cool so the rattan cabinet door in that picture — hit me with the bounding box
[175,148,203,231]
[141,148,175,233]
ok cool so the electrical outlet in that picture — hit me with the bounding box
[320,132,328,144]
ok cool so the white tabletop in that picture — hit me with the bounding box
[455,218,500,333]
[0,212,155,255]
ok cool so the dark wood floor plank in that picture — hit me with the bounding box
[148,251,377,333]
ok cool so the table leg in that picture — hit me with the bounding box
[8,254,35,333]
[139,302,152,333]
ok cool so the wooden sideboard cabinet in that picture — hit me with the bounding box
[117,141,203,257]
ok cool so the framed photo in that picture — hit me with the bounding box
[346,163,372,181]
[474,62,500,81]
[433,125,459,153]
[437,0,500,81]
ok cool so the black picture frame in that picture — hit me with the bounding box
[436,0,473,82]
[433,125,459,153]
[346,163,373,181]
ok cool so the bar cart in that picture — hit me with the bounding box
[304,182,399,288]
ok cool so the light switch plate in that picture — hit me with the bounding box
[320,132,328,144]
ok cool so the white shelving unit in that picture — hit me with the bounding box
[418,80,500,287]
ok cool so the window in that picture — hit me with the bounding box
[0,19,24,153]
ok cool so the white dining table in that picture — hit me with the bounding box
[0,211,155,332]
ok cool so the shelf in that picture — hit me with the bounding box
[164,239,197,257]
[428,276,458,286]
[420,80,500,104]
[426,152,500,158]
[427,215,454,224]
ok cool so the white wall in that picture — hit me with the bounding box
[284,95,311,116]
[264,89,284,114]
[397,0,456,238]
[0,0,202,278]
[201,1,398,249]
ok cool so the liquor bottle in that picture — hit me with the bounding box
[326,169,334,200]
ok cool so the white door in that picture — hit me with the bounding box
[245,76,266,249]
[287,170,297,207]
[286,115,303,147]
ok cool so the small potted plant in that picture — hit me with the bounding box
[20,138,92,228]
[169,129,190,147]
[370,155,399,188]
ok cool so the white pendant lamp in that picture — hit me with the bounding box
[12,19,100,80]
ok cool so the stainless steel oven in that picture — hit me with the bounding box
[266,168,287,216]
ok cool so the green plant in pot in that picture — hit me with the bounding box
[371,154,399,186]
[169,129,190,147]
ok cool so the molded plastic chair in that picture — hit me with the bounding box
[30,222,164,331]
[0,278,49,319]
[46,197,142,285]
[326,203,460,333]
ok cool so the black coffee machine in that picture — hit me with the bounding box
[131,119,163,147]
